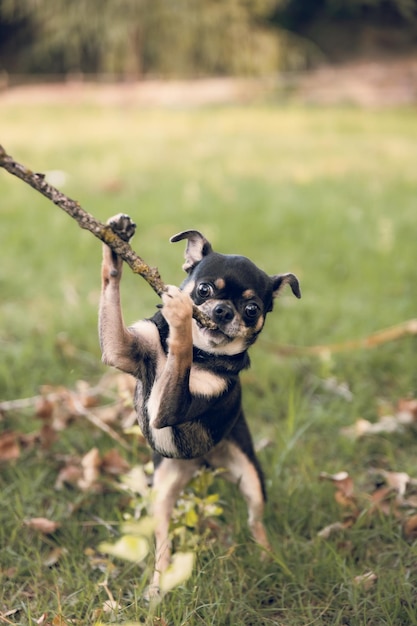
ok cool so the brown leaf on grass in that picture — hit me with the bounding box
[101,448,130,475]
[2,608,20,618]
[0,431,20,462]
[55,448,130,493]
[52,615,70,626]
[39,424,58,449]
[380,470,411,497]
[342,397,417,439]
[38,385,77,431]
[397,398,417,416]
[24,517,61,534]
[319,471,358,510]
[35,397,55,420]
[78,447,102,492]
[403,514,417,541]
[317,519,355,539]
[319,467,417,544]
[74,379,100,409]
[370,469,411,498]
[0,373,139,456]
[368,486,398,517]
[42,547,67,567]
[55,462,83,490]
[36,615,71,626]
[353,571,377,590]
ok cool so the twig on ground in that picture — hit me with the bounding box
[0,383,131,450]
[0,144,216,330]
[70,396,131,451]
[262,318,417,357]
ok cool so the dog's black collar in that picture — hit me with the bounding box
[150,311,250,375]
[192,346,250,375]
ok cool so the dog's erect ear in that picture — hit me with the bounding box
[272,273,301,299]
[170,230,213,272]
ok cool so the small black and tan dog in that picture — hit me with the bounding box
[99,214,300,591]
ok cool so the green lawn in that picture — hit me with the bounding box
[1,100,417,625]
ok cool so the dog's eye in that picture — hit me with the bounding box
[244,303,260,319]
[197,283,214,299]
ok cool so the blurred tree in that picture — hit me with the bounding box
[273,0,417,26]
[1,0,414,76]
[0,0,302,76]
[272,0,417,59]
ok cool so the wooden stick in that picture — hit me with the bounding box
[0,144,216,329]
[3,144,414,357]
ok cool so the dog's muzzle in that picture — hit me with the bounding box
[213,303,234,324]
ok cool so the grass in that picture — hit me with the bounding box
[1,97,417,625]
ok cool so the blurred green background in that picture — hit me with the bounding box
[1,2,417,623]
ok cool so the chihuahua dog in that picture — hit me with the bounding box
[99,214,300,591]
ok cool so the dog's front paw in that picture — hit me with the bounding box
[161,285,193,330]
[107,213,136,243]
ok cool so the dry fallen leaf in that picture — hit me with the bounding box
[0,431,20,462]
[39,424,58,449]
[368,486,397,517]
[24,517,61,534]
[342,397,417,439]
[2,608,20,618]
[42,547,67,567]
[320,471,354,496]
[101,448,130,476]
[35,396,55,420]
[52,615,70,626]
[403,514,417,541]
[397,398,417,421]
[55,463,83,490]
[319,471,357,510]
[78,447,102,492]
[317,519,354,539]
[370,469,411,498]
[102,599,121,613]
[353,571,377,590]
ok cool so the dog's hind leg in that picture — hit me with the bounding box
[206,438,271,553]
[150,456,200,593]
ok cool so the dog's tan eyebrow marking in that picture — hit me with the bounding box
[242,289,256,299]
[215,278,225,290]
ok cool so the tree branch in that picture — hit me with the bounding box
[0,144,216,329]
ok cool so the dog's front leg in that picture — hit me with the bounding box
[147,285,194,429]
[99,214,140,375]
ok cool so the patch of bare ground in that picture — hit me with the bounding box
[0,76,275,108]
[299,55,417,106]
[0,55,416,108]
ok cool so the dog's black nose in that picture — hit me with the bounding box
[213,303,234,323]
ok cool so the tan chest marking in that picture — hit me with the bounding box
[189,366,227,397]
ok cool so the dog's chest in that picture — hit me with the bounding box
[137,353,228,458]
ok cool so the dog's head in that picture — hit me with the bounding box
[171,230,301,356]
